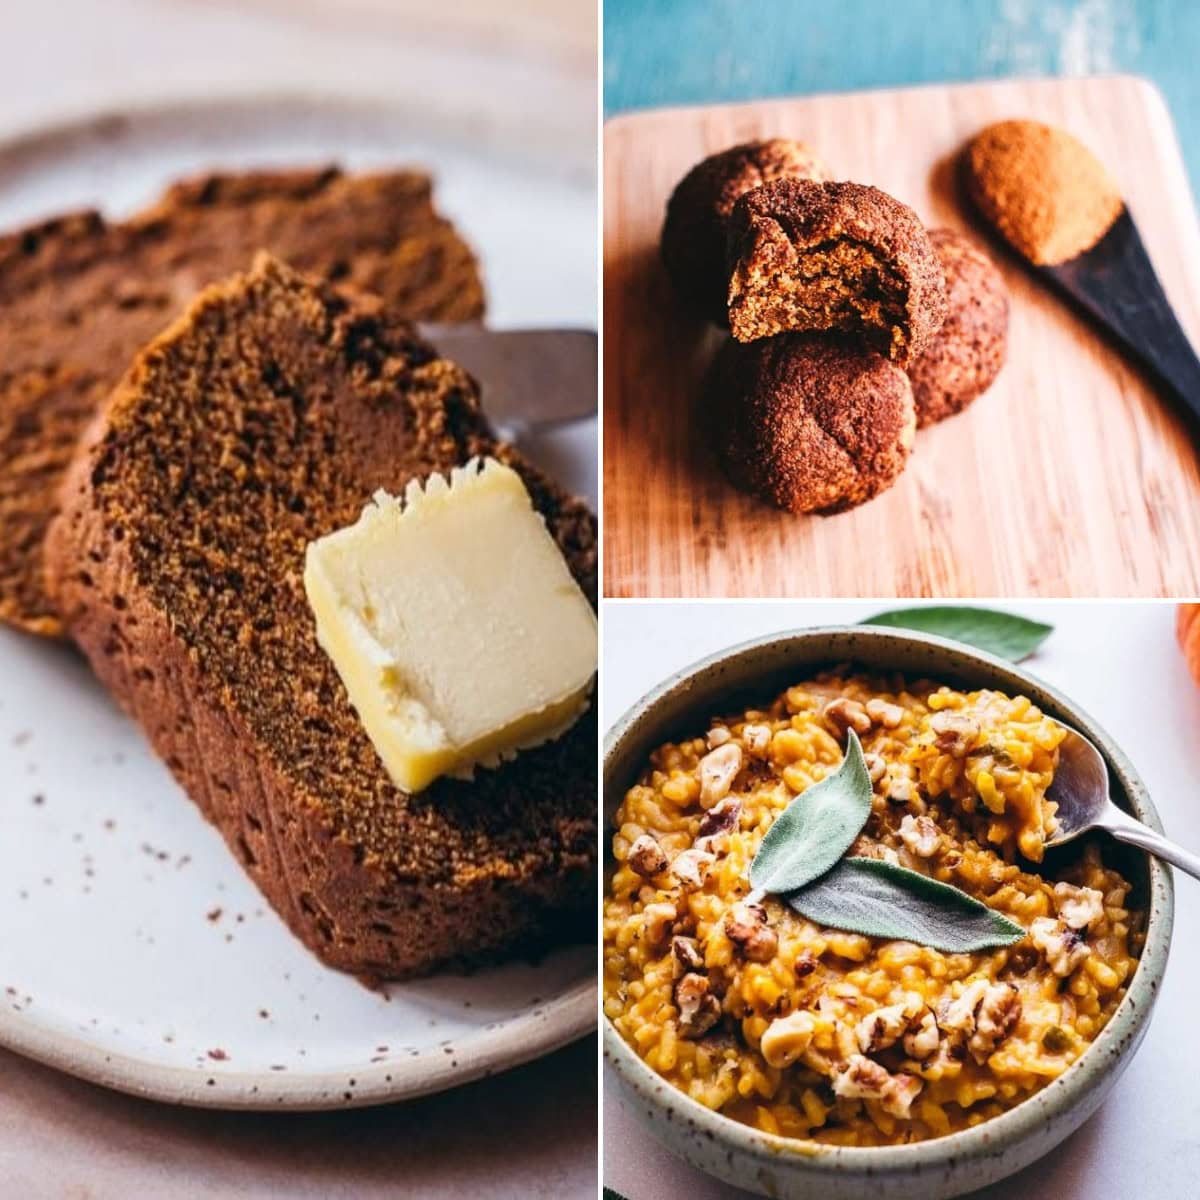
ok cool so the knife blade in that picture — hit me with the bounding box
[419,325,597,440]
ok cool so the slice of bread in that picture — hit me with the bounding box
[45,255,595,981]
[0,166,484,637]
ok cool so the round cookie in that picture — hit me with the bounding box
[726,179,948,368]
[660,139,833,324]
[908,228,1009,427]
[707,334,916,514]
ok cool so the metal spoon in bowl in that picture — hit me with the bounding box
[1045,725,1200,880]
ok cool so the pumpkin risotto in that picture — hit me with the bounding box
[603,670,1144,1146]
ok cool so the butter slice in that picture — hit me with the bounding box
[303,457,596,793]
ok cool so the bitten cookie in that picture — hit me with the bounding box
[707,334,916,514]
[660,139,832,324]
[726,180,947,367]
[908,228,1009,427]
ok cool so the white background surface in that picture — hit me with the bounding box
[603,600,1200,1199]
[0,1,598,1197]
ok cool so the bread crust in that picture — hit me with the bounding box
[45,256,594,981]
[0,166,484,637]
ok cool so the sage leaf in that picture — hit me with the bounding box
[861,606,1052,662]
[785,857,1026,952]
[748,730,872,896]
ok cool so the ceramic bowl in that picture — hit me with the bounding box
[603,626,1174,1200]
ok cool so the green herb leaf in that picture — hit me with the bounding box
[749,730,872,896]
[861,606,1053,662]
[785,857,1026,952]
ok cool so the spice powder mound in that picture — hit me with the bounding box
[964,119,1123,266]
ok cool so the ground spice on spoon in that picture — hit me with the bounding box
[963,118,1124,265]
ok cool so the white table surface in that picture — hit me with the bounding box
[0,2,598,1197]
[602,601,1200,1199]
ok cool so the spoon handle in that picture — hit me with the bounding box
[1104,806,1200,881]
[1041,210,1200,427]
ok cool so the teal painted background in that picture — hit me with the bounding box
[604,0,1200,191]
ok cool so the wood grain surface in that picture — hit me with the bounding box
[602,75,1200,598]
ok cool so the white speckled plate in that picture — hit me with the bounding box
[0,95,596,1110]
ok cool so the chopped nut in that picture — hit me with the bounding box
[760,1010,816,1068]
[699,743,743,806]
[671,847,715,889]
[938,978,990,1035]
[675,972,721,1038]
[706,726,732,749]
[823,698,871,737]
[672,935,704,973]
[642,900,677,945]
[863,752,887,784]
[884,767,915,804]
[831,1055,923,1118]
[865,698,904,729]
[1053,882,1104,930]
[724,901,778,962]
[697,795,742,841]
[968,983,1021,1063]
[929,711,979,757]
[742,723,772,756]
[902,1010,940,1060]
[855,1001,912,1053]
[793,950,818,978]
[627,834,668,878]
[898,813,940,858]
[1030,916,1090,976]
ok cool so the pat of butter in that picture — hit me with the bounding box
[303,457,596,793]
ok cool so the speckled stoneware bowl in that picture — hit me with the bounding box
[603,626,1174,1200]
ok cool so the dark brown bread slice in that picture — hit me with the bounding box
[0,165,484,637]
[45,255,594,981]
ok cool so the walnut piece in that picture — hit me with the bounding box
[627,834,668,878]
[672,935,704,973]
[863,752,887,784]
[724,901,778,962]
[968,983,1022,1063]
[898,813,940,857]
[929,710,979,757]
[706,726,732,748]
[937,978,990,1035]
[760,1010,816,1068]
[1053,882,1104,930]
[671,847,716,889]
[902,1010,940,1060]
[742,723,772,756]
[855,1001,912,1053]
[831,1055,923,1118]
[699,742,743,805]
[865,698,904,729]
[823,697,871,737]
[1030,916,1091,976]
[697,795,742,841]
[675,972,721,1038]
[642,900,677,945]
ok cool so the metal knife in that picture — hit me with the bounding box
[419,326,597,442]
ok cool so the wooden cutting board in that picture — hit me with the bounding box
[603,76,1200,598]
